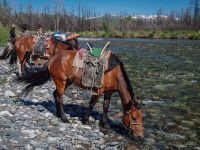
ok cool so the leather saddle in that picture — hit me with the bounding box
[73,42,111,89]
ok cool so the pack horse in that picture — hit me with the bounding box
[18,39,144,141]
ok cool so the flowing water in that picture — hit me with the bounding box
[80,38,200,149]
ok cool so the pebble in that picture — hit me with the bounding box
[77,135,90,143]
[76,144,86,149]
[110,142,119,146]
[104,146,118,150]
[144,138,156,145]
[49,118,60,126]
[0,110,13,117]
[47,137,60,143]
[25,144,32,150]
[36,105,45,111]
[21,129,37,138]
[4,90,15,97]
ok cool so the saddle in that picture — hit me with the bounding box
[73,42,111,89]
[33,36,46,56]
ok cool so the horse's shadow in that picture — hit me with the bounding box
[20,99,130,138]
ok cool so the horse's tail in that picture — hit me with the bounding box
[0,43,13,60]
[0,42,18,65]
[17,63,50,95]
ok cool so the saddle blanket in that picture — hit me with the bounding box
[72,48,111,69]
[72,48,112,88]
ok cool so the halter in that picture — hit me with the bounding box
[124,106,141,129]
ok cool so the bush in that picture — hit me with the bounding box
[79,30,200,40]
[0,26,9,46]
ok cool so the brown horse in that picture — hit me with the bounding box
[18,42,144,140]
[0,35,46,75]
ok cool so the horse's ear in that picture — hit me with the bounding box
[134,98,141,109]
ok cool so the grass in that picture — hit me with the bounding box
[0,26,9,46]
[79,30,200,40]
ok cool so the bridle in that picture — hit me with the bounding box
[124,106,142,129]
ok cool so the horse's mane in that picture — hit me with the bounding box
[108,54,135,99]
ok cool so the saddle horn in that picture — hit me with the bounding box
[101,42,110,55]
[86,42,92,53]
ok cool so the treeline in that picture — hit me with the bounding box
[0,0,200,34]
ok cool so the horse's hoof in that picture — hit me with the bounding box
[99,121,110,129]
[61,116,70,123]
[82,119,89,125]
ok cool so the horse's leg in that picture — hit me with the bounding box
[53,79,69,123]
[99,92,112,128]
[21,51,30,75]
[17,57,22,76]
[82,95,100,124]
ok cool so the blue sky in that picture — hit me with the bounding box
[9,0,191,15]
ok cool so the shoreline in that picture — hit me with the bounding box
[79,30,200,40]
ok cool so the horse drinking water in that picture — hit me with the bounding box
[18,40,144,140]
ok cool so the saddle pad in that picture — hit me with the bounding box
[90,48,102,58]
[72,49,112,70]
[72,49,85,69]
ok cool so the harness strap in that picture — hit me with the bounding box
[124,106,141,128]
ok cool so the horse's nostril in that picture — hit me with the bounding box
[136,136,143,141]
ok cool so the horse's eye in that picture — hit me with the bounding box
[132,118,137,123]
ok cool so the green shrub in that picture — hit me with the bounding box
[79,30,200,39]
[0,26,9,46]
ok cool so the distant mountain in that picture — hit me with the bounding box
[85,15,180,21]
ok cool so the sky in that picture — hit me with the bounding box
[8,0,191,15]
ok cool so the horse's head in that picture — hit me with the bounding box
[122,99,144,141]
[45,36,55,58]
[45,34,80,58]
